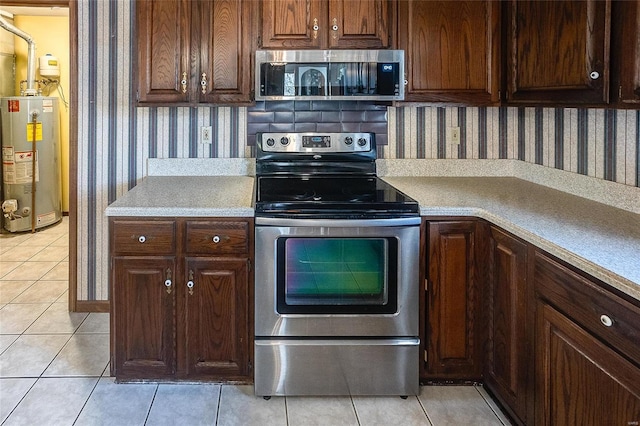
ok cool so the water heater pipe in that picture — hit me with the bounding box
[0,15,37,96]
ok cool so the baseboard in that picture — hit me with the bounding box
[73,300,110,313]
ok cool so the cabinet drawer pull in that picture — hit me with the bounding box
[211,234,233,244]
[600,314,613,327]
[138,235,146,243]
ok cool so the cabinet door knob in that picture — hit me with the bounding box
[590,71,600,80]
[187,270,195,295]
[600,314,613,327]
[164,268,172,294]
[312,18,319,39]
[181,71,188,93]
[201,73,208,94]
[331,18,338,39]
[138,235,146,243]
[212,235,221,243]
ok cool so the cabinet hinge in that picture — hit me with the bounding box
[619,85,623,99]
[257,36,262,48]
[247,259,252,272]
[424,279,428,292]
[424,350,428,363]
[248,360,253,372]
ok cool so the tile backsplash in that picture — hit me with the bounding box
[247,101,389,148]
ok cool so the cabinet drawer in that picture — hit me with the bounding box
[185,221,249,255]
[534,251,640,366]
[111,220,176,255]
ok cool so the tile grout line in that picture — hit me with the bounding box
[415,393,436,426]
[71,366,107,426]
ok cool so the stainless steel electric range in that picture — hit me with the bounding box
[253,132,420,397]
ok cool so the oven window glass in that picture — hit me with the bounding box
[276,237,398,314]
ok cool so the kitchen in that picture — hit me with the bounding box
[1,0,639,425]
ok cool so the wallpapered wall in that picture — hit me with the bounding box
[77,1,639,301]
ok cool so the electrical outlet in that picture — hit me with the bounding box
[448,126,460,144]
[201,126,212,144]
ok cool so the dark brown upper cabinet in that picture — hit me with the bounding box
[612,0,640,106]
[506,0,611,105]
[136,0,254,105]
[397,0,501,105]
[260,0,392,49]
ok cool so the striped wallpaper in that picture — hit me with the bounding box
[386,107,640,187]
[76,0,639,301]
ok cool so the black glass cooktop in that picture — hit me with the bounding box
[255,176,419,218]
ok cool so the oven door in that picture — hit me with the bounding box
[254,217,420,337]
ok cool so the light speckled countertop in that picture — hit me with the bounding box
[384,176,640,301]
[104,169,639,301]
[104,176,254,217]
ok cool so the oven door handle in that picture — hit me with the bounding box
[255,217,421,227]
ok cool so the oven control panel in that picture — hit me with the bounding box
[259,132,372,153]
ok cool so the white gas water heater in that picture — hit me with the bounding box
[0,14,62,233]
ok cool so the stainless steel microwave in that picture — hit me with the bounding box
[255,50,404,101]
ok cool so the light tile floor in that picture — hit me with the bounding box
[0,218,512,425]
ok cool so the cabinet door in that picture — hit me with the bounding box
[536,302,640,425]
[615,0,640,105]
[485,227,531,424]
[398,0,500,104]
[425,221,482,380]
[136,0,191,103]
[261,0,326,48]
[197,0,255,104]
[506,0,611,105]
[328,0,391,48]
[183,257,250,379]
[112,257,176,379]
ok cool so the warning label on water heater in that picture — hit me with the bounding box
[25,123,43,141]
[2,147,39,184]
[7,100,19,112]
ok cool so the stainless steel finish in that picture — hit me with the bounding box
[255,338,419,396]
[256,49,404,67]
[259,132,372,153]
[255,49,404,101]
[255,216,421,227]
[254,221,420,337]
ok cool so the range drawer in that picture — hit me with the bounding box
[185,220,249,255]
[110,219,176,255]
[534,251,640,366]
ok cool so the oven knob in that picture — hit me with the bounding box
[344,136,353,145]
[280,137,290,146]
[266,138,275,147]
[357,138,367,147]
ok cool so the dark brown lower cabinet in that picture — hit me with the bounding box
[110,217,253,382]
[184,257,249,379]
[534,251,640,425]
[484,227,532,425]
[112,256,177,379]
[424,220,640,425]
[424,220,483,381]
[535,302,640,425]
